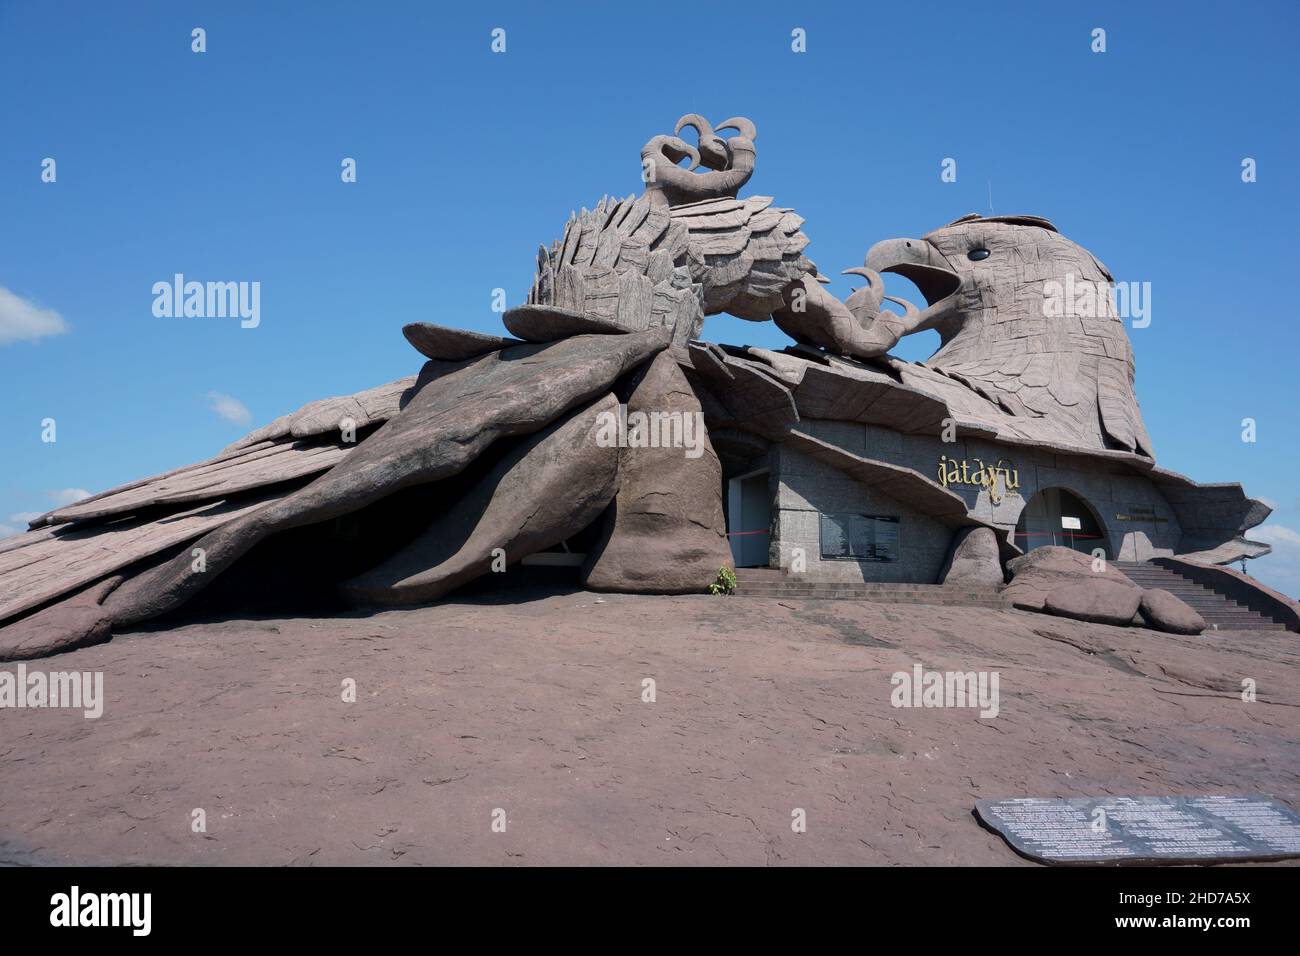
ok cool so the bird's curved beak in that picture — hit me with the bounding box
[863,237,962,333]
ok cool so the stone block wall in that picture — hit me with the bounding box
[771,444,954,583]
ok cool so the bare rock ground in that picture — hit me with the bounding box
[1,590,1296,866]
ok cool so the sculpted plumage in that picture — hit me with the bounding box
[510,115,917,359]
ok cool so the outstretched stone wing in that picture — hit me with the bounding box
[0,376,417,628]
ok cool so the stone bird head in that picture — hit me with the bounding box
[861,215,1153,456]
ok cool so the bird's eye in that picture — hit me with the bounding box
[968,248,990,261]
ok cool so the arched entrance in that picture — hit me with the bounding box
[1014,487,1109,557]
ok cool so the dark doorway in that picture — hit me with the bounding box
[726,470,771,567]
[1014,487,1108,557]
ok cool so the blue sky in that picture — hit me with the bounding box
[2,1,1298,594]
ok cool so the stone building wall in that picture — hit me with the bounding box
[769,444,954,584]
[769,419,1185,582]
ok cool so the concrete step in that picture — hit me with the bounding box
[1199,617,1284,624]
[1147,587,1228,596]
[739,590,1008,607]
[736,564,1291,628]
[1201,614,1281,625]
[1202,625,1287,633]
[736,581,991,593]
[1115,561,1286,631]
[734,576,1007,607]
[739,586,1004,595]
[737,585,1000,596]
[1203,623,1289,632]
[738,585,1002,598]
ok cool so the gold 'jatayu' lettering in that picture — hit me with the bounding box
[937,455,1020,505]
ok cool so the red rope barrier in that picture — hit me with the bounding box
[1012,532,1104,539]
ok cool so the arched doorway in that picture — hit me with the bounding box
[1014,487,1109,557]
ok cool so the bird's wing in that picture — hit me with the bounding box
[674,196,816,320]
[529,194,704,344]
[1,375,420,625]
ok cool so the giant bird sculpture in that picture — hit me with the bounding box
[0,113,1266,661]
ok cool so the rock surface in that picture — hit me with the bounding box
[343,394,620,606]
[0,577,121,661]
[503,305,631,342]
[1003,546,1136,613]
[1140,588,1207,635]
[402,323,520,361]
[938,527,1005,588]
[2,595,1295,866]
[1044,579,1143,626]
[583,352,732,593]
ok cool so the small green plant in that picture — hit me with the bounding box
[708,566,738,595]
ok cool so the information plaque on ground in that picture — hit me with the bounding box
[975,795,1300,865]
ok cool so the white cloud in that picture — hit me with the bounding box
[1249,524,1300,599]
[0,498,89,539]
[207,391,252,425]
[49,488,92,507]
[1253,524,1300,548]
[0,286,68,345]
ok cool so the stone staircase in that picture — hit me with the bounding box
[733,568,1007,608]
[1113,561,1287,632]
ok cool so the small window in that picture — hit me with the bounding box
[968,248,990,261]
[819,514,900,562]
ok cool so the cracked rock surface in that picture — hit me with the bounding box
[1,593,1294,866]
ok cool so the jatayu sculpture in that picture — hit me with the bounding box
[0,113,1270,659]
